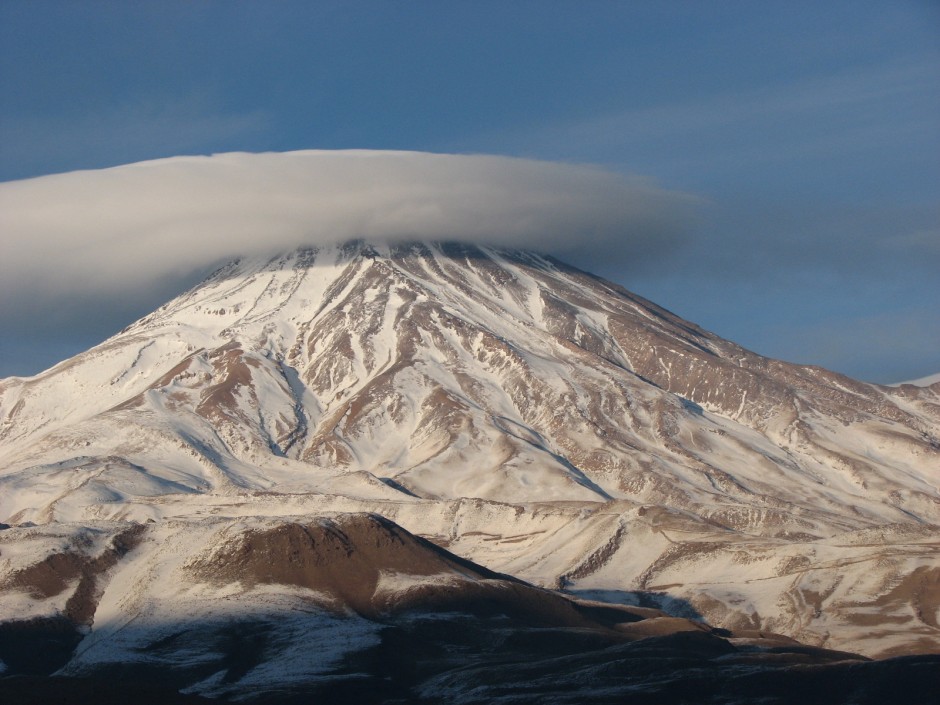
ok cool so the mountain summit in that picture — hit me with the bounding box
[2,241,936,521]
[1,241,938,696]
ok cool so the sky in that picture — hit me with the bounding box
[0,0,937,384]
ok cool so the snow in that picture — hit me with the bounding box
[890,371,940,387]
[1,241,939,663]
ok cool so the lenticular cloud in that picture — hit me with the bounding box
[0,150,699,299]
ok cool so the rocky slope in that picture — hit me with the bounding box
[1,241,938,697]
[2,514,938,704]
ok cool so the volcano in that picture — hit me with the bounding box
[1,241,938,702]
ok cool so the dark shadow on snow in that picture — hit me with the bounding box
[564,587,707,622]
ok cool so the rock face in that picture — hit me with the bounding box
[0,241,938,698]
[2,514,938,704]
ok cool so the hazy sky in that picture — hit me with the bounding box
[1,1,937,383]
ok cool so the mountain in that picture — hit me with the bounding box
[3,513,938,705]
[893,372,940,388]
[1,241,938,700]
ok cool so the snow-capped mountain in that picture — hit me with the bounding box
[1,241,938,699]
[3,242,936,522]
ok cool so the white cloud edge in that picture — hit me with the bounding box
[0,149,702,300]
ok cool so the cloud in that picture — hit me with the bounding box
[0,150,701,302]
[0,150,701,376]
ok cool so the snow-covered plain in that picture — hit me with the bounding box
[1,241,938,688]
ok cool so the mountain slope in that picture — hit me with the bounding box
[6,514,939,704]
[1,241,938,661]
[2,242,936,522]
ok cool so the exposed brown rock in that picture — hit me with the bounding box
[2,524,145,625]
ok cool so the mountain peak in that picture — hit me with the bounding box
[3,240,936,519]
[1,240,938,662]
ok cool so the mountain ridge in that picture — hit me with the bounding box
[1,239,938,672]
[2,241,935,519]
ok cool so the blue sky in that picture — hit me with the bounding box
[1,0,938,383]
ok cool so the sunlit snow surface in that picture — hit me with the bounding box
[892,372,940,388]
[1,241,938,675]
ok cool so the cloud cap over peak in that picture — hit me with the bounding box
[0,150,700,300]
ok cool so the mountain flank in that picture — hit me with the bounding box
[1,241,938,700]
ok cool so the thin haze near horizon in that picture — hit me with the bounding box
[0,1,937,384]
